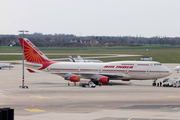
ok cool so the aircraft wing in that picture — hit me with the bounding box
[51,72,125,80]
[26,66,126,80]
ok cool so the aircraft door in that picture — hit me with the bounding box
[99,67,102,73]
[77,67,80,72]
[126,70,128,74]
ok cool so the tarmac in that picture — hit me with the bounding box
[0,63,180,120]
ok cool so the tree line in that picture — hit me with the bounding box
[0,32,180,47]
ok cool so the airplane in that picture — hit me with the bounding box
[69,56,103,63]
[174,66,180,73]
[19,38,172,85]
[0,63,14,69]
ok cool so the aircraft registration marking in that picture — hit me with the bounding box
[30,95,50,99]
[24,109,46,112]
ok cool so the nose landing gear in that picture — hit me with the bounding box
[152,79,157,86]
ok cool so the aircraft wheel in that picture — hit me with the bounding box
[82,84,86,87]
[93,81,99,85]
[152,83,156,86]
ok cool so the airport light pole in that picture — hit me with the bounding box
[18,30,29,89]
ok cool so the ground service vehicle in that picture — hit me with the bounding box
[163,78,180,87]
[81,82,96,88]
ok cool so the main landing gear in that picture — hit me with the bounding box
[152,79,157,86]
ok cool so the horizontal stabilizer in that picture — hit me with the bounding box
[27,68,36,73]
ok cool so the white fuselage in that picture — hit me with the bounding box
[0,63,14,69]
[25,61,172,80]
[174,66,180,72]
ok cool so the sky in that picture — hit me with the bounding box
[0,0,180,37]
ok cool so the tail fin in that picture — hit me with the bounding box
[77,55,83,60]
[69,56,76,62]
[19,38,50,64]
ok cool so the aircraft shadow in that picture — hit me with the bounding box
[102,82,130,86]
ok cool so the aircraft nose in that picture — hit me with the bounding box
[174,67,178,71]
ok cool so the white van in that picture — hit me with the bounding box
[163,78,180,87]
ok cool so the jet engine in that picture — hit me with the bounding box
[99,76,109,83]
[69,75,80,82]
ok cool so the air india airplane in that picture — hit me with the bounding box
[19,38,172,85]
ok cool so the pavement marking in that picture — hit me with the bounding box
[24,109,46,112]
[167,96,179,98]
[99,96,107,98]
[154,115,165,117]
[128,115,140,120]
[30,95,50,99]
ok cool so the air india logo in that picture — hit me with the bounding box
[104,65,133,69]
[23,40,49,63]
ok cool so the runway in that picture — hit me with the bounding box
[0,64,180,120]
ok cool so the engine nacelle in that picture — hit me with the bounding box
[99,76,109,83]
[70,75,80,82]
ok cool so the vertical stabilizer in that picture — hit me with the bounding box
[77,55,83,60]
[19,38,50,64]
[69,56,76,62]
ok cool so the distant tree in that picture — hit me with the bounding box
[148,40,152,45]
[177,40,180,45]
[161,39,165,45]
[153,39,158,45]
[170,40,176,46]
[45,37,51,41]
[137,40,143,44]
[129,40,134,44]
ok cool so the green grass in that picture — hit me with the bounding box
[0,45,180,63]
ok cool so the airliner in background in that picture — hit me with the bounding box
[174,66,180,73]
[0,63,14,69]
[19,38,172,85]
[69,56,103,63]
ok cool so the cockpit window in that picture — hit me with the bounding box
[154,63,162,66]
